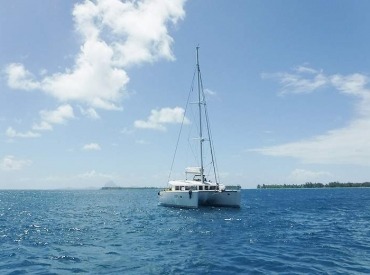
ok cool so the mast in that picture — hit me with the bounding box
[196,46,204,183]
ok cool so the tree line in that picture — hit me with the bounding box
[257,182,370,189]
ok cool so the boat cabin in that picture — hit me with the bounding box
[165,166,222,191]
[171,184,219,191]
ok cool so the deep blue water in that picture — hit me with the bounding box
[1,188,370,274]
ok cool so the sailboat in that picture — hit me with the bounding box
[158,47,241,208]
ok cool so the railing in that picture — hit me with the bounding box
[224,185,241,191]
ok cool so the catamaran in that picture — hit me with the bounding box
[158,47,241,208]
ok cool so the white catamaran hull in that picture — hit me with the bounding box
[159,190,199,208]
[158,190,240,208]
[205,190,241,207]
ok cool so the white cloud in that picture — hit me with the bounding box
[254,67,370,166]
[0,155,32,171]
[6,127,40,138]
[136,139,150,145]
[33,104,75,131]
[4,0,186,111]
[295,65,320,74]
[79,106,100,120]
[40,39,128,110]
[78,170,112,179]
[204,88,216,96]
[287,169,332,183]
[254,118,370,165]
[5,63,40,90]
[121,127,135,135]
[262,65,327,95]
[82,143,101,151]
[32,121,53,131]
[331,73,369,96]
[97,0,186,66]
[134,106,189,131]
[204,89,215,95]
[330,74,370,117]
[40,104,75,124]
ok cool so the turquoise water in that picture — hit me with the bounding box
[1,188,369,274]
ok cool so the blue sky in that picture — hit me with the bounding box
[1,0,370,189]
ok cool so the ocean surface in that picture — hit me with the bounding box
[1,188,370,274]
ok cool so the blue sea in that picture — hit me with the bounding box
[1,188,370,274]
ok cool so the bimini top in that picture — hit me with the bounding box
[185,167,203,174]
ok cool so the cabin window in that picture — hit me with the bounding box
[175,186,180,191]
[210,186,216,190]
[205,186,209,190]
[199,186,203,190]
[185,186,190,190]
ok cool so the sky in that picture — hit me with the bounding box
[1,0,370,189]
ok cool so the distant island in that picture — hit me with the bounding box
[257,182,370,189]
[101,186,158,190]
[101,186,126,190]
[101,181,158,190]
